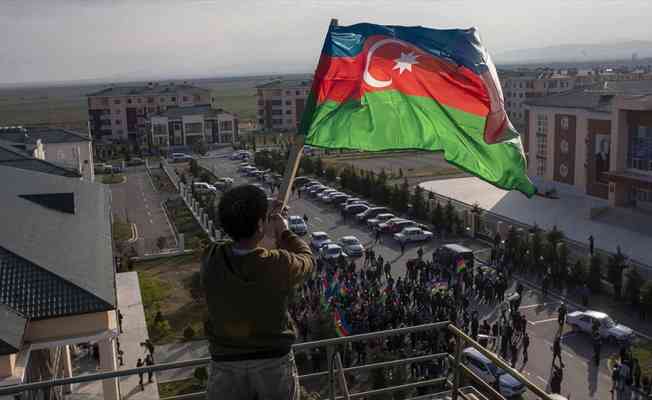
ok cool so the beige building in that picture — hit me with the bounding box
[0,165,117,400]
[87,82,214,144]
[150,105,238,149]
[0,126,94,181]
[525,80,652,210]
[256,79,312,132]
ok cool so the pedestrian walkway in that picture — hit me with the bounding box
[116,272,159,400]
[154,341,209,383]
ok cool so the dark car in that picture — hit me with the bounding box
[126,157,145,166]
[294,176,312,187]
[330,194,350,205]
[344,203,369,216]
[356,206,390,223]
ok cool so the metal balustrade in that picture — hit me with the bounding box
[0,322,558,400]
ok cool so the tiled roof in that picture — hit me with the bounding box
[0,141,81,178]
[524,89,613,112]
[154,104,234,119]
[87,83,210,97]
[0,247,113,321]
[256,78,313,89]
[0,304,26,356]
[0,126,90,144]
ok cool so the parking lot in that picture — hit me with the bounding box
[198,155,623,400]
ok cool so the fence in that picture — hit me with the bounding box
[0,322,560,400]
[426,190,651,275]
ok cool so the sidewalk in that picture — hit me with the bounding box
[116,272,160,400]
[154,341,209,383]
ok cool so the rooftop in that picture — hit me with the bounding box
[0,141,81,178]
[0,126,91,144]
[0,166,115,354]
[153,104,233,119]
[256,78,313,90]
[87,83,210,97]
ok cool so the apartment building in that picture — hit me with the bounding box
[256,79,312,132]
[150,105,238,149]
[0,126,94,181]
[524,80,652,210]
[87,82,214,143]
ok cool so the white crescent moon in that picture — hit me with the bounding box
[363,38,406,88]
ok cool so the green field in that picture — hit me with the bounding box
[0,74,310,130]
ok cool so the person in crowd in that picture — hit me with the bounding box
[201,185,314,400]
[136,358,145,391]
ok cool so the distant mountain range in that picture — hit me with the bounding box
[494,41,652,64]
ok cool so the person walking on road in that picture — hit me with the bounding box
[588,235,595,255]
[550,364,563,394]
[417,246,423,260]
[303,214,309,225]
[400,240,406,255]
[145,353,154,383]
[136,358,145,391]
[375,228,382,244]
[593,331,602,366]
[557,303,567,330]
[552,334,564,368]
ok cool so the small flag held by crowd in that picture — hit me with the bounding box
[333,308,352,337]
[456,257,466,274]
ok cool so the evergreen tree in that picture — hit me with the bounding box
[588,254,603,292]
[444,200,455,233]
[398,178,410,213]
[411,185,426,220]
[624,267,643,305]
[570,259,587,287]
[641,281,652,318]
[390,184,403,212]
[301,157,314,175]
[607,252,626,299]
[315,158,324,177]
[431,202,444,230]
[530,225,543,270]
[325,166,337,182]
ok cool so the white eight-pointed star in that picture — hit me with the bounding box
[393,51,419,75]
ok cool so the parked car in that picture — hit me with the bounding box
[309,186,330,197]
[126,157,145,166]
[323,192,345,203]
[111,164,124,173]
[214,177,234,189]
[241,166,257,175]
[461,348,526,398]
[356,206,390,223]
[393,227,433,243]
[320,243,348,261]
[341,197,362,208]
[294,176,312,187]
[377,218,413,233]
[310,231,331,250]
[317,189,338,201]
[237,163,251,171]
[230,150,251,160]
[171,153,192,162]
[93,163,112,174]
[566,310,634,343]
[338,236,364,257]
[288,215,308,236]
[367,213,395,229]
[344,203,369,216]
[300,182,321,192]
[330,194,350,205]
[193,182,217,194]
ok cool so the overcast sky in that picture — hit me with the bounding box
[1,0,651,84]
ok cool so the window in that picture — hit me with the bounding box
[285,100,292,105]
[185,122,202,133]
[211,97,215,103]
[127,98,132,104]
[536,158,546,176]
[536,114,548,136]
[219,120,233,131]
[147,97,154,104]
[519,83,523,88]
[137,98,142,103]
[561,117,569,130]
[153,124,167,135]
[115,119,122,125]
[272,119,283,125]
[271,100,282,106]
[258,109,264,115]
[100,97,109,106]
[627,125,652,171]
[113,99,121,105]
[286,119,294,124]
[258,119,264,124]
[295,90,300,95]
[258,100,264,106]
[182,96,188,102]
[193,94,201,102]
[285,110,292,115]
[114,109,121,114]
[159,97,165,103]
[285,91,291,95]
[519,93,523,98]
[536,134,547,157]
[171,97,176,102]
[271,109,282,115]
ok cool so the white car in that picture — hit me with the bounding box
[192,182,217,194]
[566,310,634,343]
[367,213,395,229]
[317,189,338,201]
[288,215,308,236]
[393,227,433,243]
[462,348,526,398]
[310,231,331,250]
[320,243,348,260]
[338,236,364,257]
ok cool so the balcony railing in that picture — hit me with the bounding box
[0,323,559,400]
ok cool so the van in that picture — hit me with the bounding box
[438,243,474,270]
[461,348,525,398]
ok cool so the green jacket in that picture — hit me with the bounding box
[200,230,314,358]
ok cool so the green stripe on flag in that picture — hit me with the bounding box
[302,90,535,196]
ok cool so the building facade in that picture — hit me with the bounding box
[0,126,94,181]
[149,105,238,149]
[255,79,312,132]
[87,83,214,144]
[525,80,652,210]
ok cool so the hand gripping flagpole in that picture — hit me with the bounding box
[278,17,338,209]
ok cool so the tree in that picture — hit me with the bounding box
[444,200,455,233]
[411,185,426,220]
[325,166,337,182]
[557,242,569,281]
[189,159,199,177]
[530,225,543,270]
[301,157,314,175]
[569,259,587,287]
[192,140,208,155]
[390,184,403,212]
[431,202,444,230]
[641,281,652,318]
[183,325,196,340]
[156,236,167,251]
[505,226,520,262]
[193,366,208,386]
[179,172,187,185]
[624,267,644,306]
[607,252,626,299]
[315,158,324,177]
[189,271,203,301]
[588,254,603,293]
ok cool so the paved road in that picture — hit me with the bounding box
[197,156,620,400]
[109,166,176,255]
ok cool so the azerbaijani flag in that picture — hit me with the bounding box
[333,309,352,337]
[300,23,535,196]
[456,257,466,274]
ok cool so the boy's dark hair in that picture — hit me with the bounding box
[218,185,268,241]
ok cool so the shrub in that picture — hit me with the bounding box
[189,271,203,301]
[570,259,587,286]
[624,267,644,305]
[588,254,603,292]
[193,366,208,385]
[183,325,196,340]
[153,320,172,340]
[641,281,652,311]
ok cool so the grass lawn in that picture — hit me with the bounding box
[135,254,207,344]
[165,197,209,249]
[158,377,205,398]
[101,173,125,184]
[112,220,132,242]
